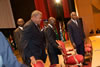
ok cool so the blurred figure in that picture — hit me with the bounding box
[96,28,100,34]
[14,18,24,51]
[40,20,48,63]
[90,29,94,34]
[20,10,45,66]
[41,20,48,48]
[0,55,3,67]
[67,12,87,65]
[0,32,27,67]
[45,17,61,66]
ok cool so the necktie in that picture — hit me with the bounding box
[75,21,78,26]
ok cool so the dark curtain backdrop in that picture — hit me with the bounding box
[0,0,76,42]
[34,0,71,20]
[10,0,75,29]
[62,0,70,18]
[10,0,35,27]
[67,0,76,14]
[10,0,75,25]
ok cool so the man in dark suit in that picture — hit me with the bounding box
[14,18,24,52]
[20,10,45,66]
[67,12,87,65]
[45,17,61,66]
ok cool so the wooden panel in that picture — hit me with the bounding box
[74,0,96,37]
[89,35,100,67]
[94,14,100,29]
[0,0,15,28]
[92,0,100,10]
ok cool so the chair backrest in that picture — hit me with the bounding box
[58,41,67,54]
[56,40,68,57]
[56,40,70,63]
[34,60,44,67]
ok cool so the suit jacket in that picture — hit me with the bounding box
[14,27,22,51]
[67,19,85,45]
[20,20,44,60]
[0,32,27,67]
[45,25,60,54]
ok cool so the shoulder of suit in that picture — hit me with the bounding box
[67,20,72,25]
[14,28,20,32]
[24,20,34,28]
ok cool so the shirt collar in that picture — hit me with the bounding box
[71,19,77,22]
[48,24,53,29]
[18,26,23,30]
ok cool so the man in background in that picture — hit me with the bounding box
[14,18,25,52]
[45,17,61,66]
[67,12,87,65]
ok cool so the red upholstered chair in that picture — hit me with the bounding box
[33,60,44,67]
[85,44,92,48]
[56,40,84,67]
[84,43,92,61]
[85,43,92,54]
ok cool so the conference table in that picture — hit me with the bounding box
[89,35,100,67]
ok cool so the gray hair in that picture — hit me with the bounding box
[31,10,42,18]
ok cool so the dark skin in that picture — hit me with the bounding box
[71,12,78,20]
[48,17,62,50]
[17,18,25,27]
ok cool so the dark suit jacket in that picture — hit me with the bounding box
[0,32,27,67]
[67,19,85,45]
[45,25,60,54]
[14,27,22,51]
[20,20,44,60]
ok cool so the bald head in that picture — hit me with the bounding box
[48,17,56,27]
[17,18,24,27]
[70,12,78,20]
[48,17,56,24]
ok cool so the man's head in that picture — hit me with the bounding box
[31,10,42,25]
[17,18,24,27]
[71,12,78,20]
[48,17,56,27]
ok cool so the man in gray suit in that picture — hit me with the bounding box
[14,18,24,52]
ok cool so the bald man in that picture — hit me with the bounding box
[45,17,61,66]
[14,18,25,53]
[67,12,87,65]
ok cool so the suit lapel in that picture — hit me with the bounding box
[71,21,79,29]
[31,21,41,32]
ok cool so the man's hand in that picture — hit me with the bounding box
[30,56,36,67]
[58,45,62,50]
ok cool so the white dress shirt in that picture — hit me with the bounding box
[71,19,78,26]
